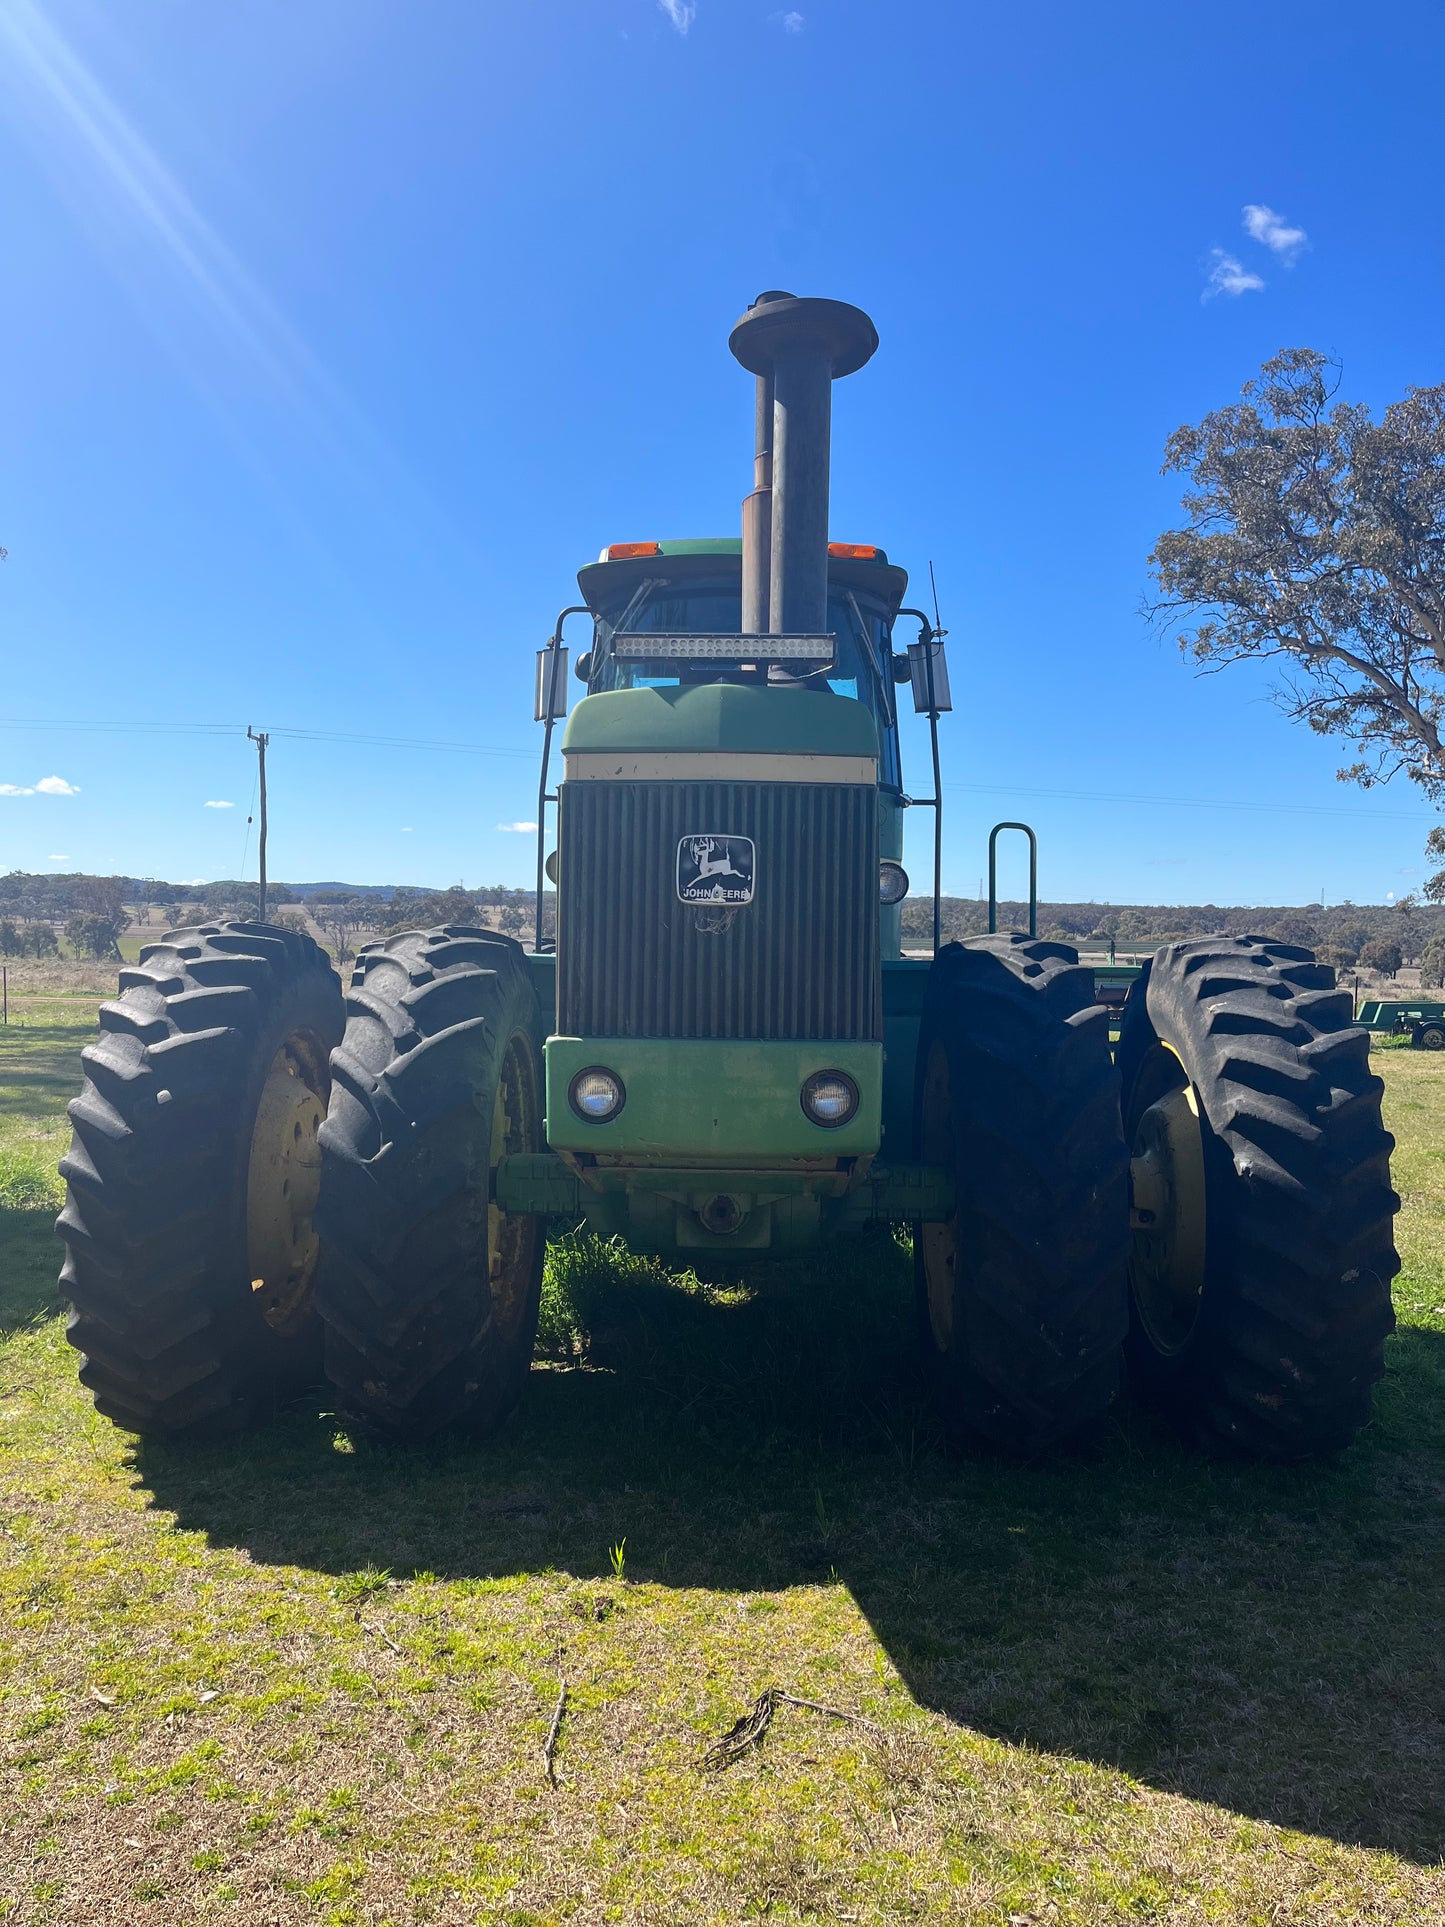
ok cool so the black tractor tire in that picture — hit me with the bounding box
[1415,1022,1445,1052]
[57,922,343,1435]
[1117,935,1399,1459]
[315,927,546,1440]
[913,934,1130,1454]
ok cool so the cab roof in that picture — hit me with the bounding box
[576,537,909,620]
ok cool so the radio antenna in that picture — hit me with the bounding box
[927,559,947,640]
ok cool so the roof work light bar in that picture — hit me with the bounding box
[612,633,834,660]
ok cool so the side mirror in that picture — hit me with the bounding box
[890,653,913,685]
[907,638,952,715]
[574,650,593,684]
[534,645,569,722]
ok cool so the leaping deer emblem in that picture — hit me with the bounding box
[689,836,743,881]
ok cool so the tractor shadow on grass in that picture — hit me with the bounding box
[135,1226,1445,1864]
[0,1021,93,1119]
[0,1205,65,1333]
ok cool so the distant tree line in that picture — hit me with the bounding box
[900,895,1445,984]
[6,868,1439,984]
[271,884,539,964]
[0,872,545,966]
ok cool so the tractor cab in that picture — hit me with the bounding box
[572,538,908,791]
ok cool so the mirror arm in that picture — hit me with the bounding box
[535,607,590,954]
[897,610,947,955]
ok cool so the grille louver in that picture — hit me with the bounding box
[558,781,879,1042]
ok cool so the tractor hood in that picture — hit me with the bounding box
[559,683,880,761]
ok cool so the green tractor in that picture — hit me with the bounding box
[57,292,1400,1459]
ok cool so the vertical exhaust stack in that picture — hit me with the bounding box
[730,291,878,636]
[739,354,775,636]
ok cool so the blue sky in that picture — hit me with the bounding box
[2,0,1441,905]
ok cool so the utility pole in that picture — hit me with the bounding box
[247,727,270,923]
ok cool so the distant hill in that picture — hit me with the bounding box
[282,882,415,901]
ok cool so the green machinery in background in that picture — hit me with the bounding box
[1357,997,1445,1050]
[57,293,1400,1461]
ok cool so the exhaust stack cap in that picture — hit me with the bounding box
[728,291,878,379]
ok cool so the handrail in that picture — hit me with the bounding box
[988,821,1038,938]
[898,608,944,954]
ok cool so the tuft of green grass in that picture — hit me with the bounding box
[330,1566,392,1602]
[0,1143,64,1213]
[535,1227,713,1359]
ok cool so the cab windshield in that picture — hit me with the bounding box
[589,581,901,788]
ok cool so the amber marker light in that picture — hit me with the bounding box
[827,542,882,560]
[605,541,663,560]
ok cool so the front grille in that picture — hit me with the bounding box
[558,781,880,1041]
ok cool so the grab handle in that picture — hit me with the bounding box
[987,822,1038,938]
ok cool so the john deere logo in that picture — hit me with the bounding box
[677,834,755,906]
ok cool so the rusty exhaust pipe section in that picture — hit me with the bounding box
[730,291,878,637]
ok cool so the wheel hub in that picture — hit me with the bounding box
[246,1039,325,1333]
[1128,1082,1207,1355]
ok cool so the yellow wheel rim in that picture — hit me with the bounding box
[1128,1074,1208,1357]
[246,1035,327,1334]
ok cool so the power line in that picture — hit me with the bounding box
[267,726,533,759]
[0,712,1436,820]
[0,715,536,758]
[944,780,1438,825]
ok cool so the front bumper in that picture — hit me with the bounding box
[543,1036,882,1160]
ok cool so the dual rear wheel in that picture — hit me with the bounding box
[1115,936,1397,1457]
[915,933,1399,1458]
[59,921,545,1441]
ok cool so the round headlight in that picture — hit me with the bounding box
[879,860,909,906]
[800,1070,860,1129]
[568,1067,625,1123]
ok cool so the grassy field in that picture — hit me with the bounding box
[1,964,1442,1925]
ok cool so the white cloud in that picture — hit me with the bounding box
[658,0,696,33]
[1243,203,1307,262]
[0,774,80,795]
[771,8,805,27]
[47,854,70,863]
[1203,249,1265,301]
[497,821,539,834]
[204,799,235,809]
[400,826,414,833]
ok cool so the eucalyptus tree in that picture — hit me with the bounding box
[1150,350,1445,898]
